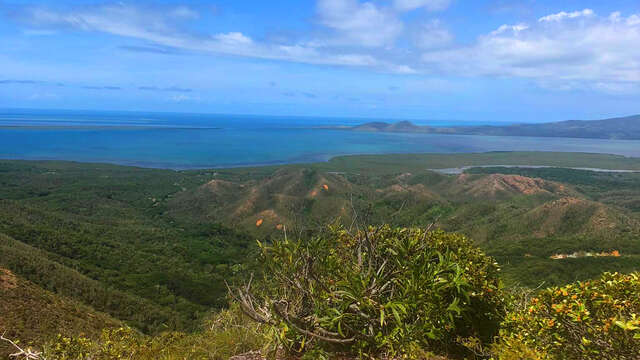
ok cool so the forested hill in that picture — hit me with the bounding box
[349,114,640,140]
[2,153,640,358]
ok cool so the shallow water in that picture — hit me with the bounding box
[431,165,640,175]
[3,110,640,169]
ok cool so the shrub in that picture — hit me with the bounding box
[495,272,640,360]
[41,305,266,360]
[232,225,504,358]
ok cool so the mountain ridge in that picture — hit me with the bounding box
[348,114,640,140]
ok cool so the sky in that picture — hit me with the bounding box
[0,0,639,122]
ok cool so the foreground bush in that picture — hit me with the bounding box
[233,226,503,358]
[39,305,265,360]
[495,272,640,360]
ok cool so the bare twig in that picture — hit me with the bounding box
[271,301,355,344]
[1,332,45,360]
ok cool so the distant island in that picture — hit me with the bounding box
[344,114,640,140]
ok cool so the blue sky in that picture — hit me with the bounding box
[0,0,639,122]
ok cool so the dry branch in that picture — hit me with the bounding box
[1,332,45,360]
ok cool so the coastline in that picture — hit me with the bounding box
[3,151,640,172]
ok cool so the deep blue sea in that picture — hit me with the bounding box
[2,109,640,169]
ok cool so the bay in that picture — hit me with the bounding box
[2,109,640,169]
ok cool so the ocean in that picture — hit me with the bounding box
[2,109,640,169]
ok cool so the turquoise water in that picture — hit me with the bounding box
[2,110,640,169]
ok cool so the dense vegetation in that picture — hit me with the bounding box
[8,232,639,360]
[0,161,257,334]
[1,152,640,358]
[496,272,640,359]
[233,226,503,358]
[0,267,121,357]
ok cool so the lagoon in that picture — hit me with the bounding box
[2,110,640,169]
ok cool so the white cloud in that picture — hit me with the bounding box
[170,94,200,102]
[538,9,594,22]
[213,32,253,45]
[490,23,529,36]
[413,20,453,49]
[20,3,401,72]
[393,0,451,12]
[18,1,419,73]
[14,2,640,93]
[422,10,640,92]
[315,0,403,47]
[169,6,199,20]
[609,11,622,23]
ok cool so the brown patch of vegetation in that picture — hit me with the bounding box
[229,351,265,360]
[0,267,17,290]
[456,174,566,198]
[234,188,260,217]
[540,197,583,209]
[590,206,618,229]
[203,179,236,193]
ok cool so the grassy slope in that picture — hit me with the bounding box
[0,233,185,332]
[0,161,256,333]
[0,266,121,358]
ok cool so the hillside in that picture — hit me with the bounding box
[2,152,640,356]
[0,267,121,358]
[0,161,258,333]
[2,153,638,291]
[164,154,640,286]
[349,114,640,140]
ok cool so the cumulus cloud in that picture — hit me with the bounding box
[421,10,640,91]
[627,14,640,26]
[314,0,452,48]
[8,2,640,93]
[315,0,403,47]
[538,9,594,23]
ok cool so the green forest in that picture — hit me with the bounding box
[2,152,640,359]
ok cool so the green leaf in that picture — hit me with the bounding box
[391,306,402,325]
[447,297,462,315]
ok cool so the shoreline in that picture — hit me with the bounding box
[430,164,640,175]
[2,151,640,172]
